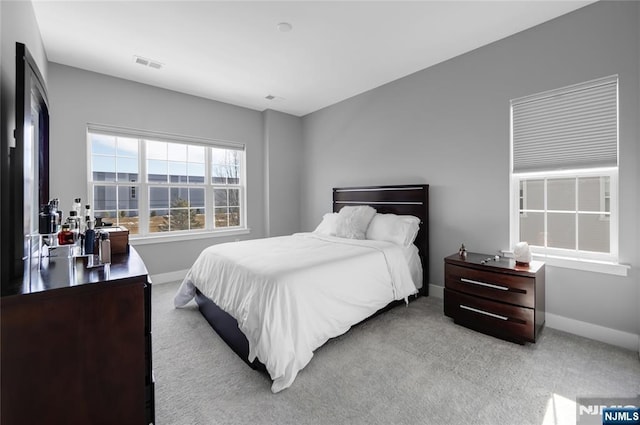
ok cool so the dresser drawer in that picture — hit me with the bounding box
[445,263,535,308]
[444,288,535,343]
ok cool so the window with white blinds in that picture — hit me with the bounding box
[509,76,619,266]
[511,75,618,173]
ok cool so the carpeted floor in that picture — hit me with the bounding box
[151,281,639,425]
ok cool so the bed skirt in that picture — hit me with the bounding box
[194,288,266,372]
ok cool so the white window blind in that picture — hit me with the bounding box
[511,75,618,173]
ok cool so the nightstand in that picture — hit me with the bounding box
[444,252,545,344]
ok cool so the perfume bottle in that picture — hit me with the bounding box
[72,198,82,217]
[67,211,80,243]
[58,224,74,245]
[99,232,111,264]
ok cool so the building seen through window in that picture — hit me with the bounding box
[89,129,245,237]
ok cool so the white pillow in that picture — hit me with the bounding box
[366,213,421,247]
[313,213,339,236]
[335,205,377,240]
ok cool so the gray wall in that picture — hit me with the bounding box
[263,109,303,237]
[48,64,302,276]
[47,64,270,275]
[301,1,639,335]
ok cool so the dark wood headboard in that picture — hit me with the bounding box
[332,184,429,296]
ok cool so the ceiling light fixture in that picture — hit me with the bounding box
[133,55,163,70]
[277,22,292,33]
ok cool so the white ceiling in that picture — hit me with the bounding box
[32,0,594,117]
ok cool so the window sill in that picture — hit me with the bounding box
[502,250,629,276]
[533,254,629,276]
[130,228,251,246]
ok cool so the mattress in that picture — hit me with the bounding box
[174,232,420,392]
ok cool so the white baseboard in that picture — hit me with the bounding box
[150,269,189,285]
[428,284,638,351]
[545,312,639,351]
[428,283,444,299]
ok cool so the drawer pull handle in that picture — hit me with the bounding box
[460,278,508,291]
[460,304,508,321]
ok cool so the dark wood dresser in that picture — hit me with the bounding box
[444,252,545,344]
[1,247,155,425]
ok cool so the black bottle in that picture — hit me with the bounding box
[39,204,57,234]
[84,221,96,254]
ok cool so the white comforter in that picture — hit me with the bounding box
[174,232,419,393]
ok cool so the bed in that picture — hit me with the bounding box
[174,184,429,392]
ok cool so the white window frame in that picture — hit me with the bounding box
[509,76,628,276]
[87,124,249,243]
[510,169,627,276]
[510,168,618,259]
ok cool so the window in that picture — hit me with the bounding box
[510,76,618,264]
[514,171,617,260]
[88,126,245,238]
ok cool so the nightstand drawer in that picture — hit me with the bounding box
[445,263,535,308]
[444,289,535,342]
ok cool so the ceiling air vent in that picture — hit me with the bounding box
[133,55,163,70]
[134,56,149,66]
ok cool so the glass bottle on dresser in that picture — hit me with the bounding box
[84,221,96,255]
[99,232,111,264]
